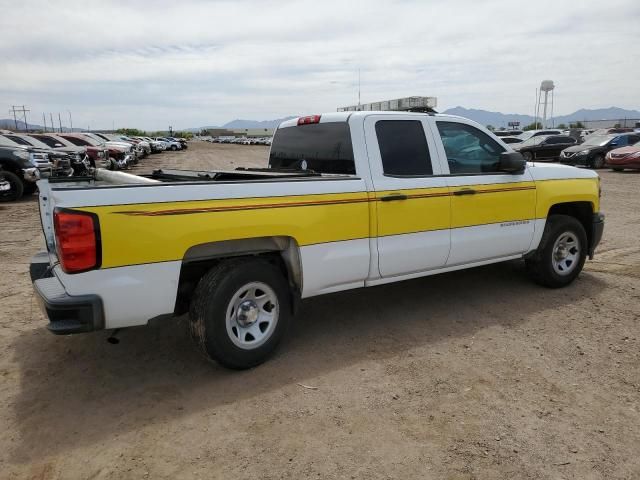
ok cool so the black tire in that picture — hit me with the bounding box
[591,154,605,169]
[522,151,533,161]
[525,214,588,288]
[23,182,38,195]
[189,257,292,369]
[0,171,24,202]
[611,167,624,172]
[171,145,177,151]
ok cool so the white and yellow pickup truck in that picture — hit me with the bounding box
[31,112,604,368]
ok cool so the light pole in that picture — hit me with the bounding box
[68,110,73,131]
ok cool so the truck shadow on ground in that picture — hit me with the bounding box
[10,261,605,463]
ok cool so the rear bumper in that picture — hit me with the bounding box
[589,213,605,259]
[30,253,104,334]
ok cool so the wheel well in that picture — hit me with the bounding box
[174,237,302,315]
[548,201,593,245]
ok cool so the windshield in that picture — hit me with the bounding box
[582,135,612,146]
[269,122,355,174]
[2,135,32,146]
[61,135,94,146]
[518,136,548,147]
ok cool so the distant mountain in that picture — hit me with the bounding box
[442,106,640,128]
[0,118,78,132]
[222,117,296,129]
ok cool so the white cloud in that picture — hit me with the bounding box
[0,0,638,129]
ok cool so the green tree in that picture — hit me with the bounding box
[569,121,585,129]
[523,122,543,131]
[116,128,146,136]
[557,123,567,129]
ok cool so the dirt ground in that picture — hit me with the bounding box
[1,141,639,479]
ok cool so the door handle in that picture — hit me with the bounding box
[453,188,477,196]
[380,193,408,202]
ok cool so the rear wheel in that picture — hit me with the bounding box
[170,145,178,151]
[189,257,292,369]
[522,151,533,161]
[0,171,24,202]
[526,215,587,288]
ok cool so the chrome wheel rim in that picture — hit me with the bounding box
[225,282,279,350]
[552,231,580,276]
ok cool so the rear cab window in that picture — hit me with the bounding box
[375,120,433,176]
[269,122,355,174]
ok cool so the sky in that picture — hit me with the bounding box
[1,0,639,131]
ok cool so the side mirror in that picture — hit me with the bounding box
[499,151,526,173]
[610,142,618,147]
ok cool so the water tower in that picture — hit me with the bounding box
[536,80,555,128]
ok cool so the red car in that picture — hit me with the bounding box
[606,142,640,171]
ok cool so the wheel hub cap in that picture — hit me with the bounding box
[552,232,580,275]
[236,300,259,327]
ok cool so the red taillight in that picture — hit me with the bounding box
[297,115,321,125]
[54,209,100,273]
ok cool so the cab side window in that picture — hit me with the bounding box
[375,120,433,176]
[436,122,505,174]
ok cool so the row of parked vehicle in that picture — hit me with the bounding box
[0,131,189,202]
[493,127,640,170]
[203,136,272,145]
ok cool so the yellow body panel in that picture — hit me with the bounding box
[84,192,371,268]
[450,182,536,228]
[534,178,600,218]
[78,178,600,269]
[374,187,451,236]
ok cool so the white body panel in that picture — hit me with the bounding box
[57,262,181,329]
[300,239,370,297]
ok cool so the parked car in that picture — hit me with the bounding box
[513,135,577,161]
[33,134,132,170]
[136,136,165,153]
[605,141,640,171]
[0,145,46,200]
[1,134,74,177]
[501,136,523,144]
[117,136,151,157]
[494,130,523,137]
[518,129,563,141]
[560,133,640,169]
[31,111,603,369]
[156,137,182,151]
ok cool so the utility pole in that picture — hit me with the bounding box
[50,113,55,133]
[9,105,30,132]
[42,113,47,132]
[58,113,63,133]
[68,110,73,131]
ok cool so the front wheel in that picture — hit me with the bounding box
[170,145,177,151]
[522,151,533,161]
[0,171,24,202]
[189,257,292,369]
[591,154,605,169]
[525,215,587,288]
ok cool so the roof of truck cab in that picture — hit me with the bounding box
[278,111,470,129]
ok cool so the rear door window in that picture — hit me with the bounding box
[269,122,355,174]
[375,120,433,176]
